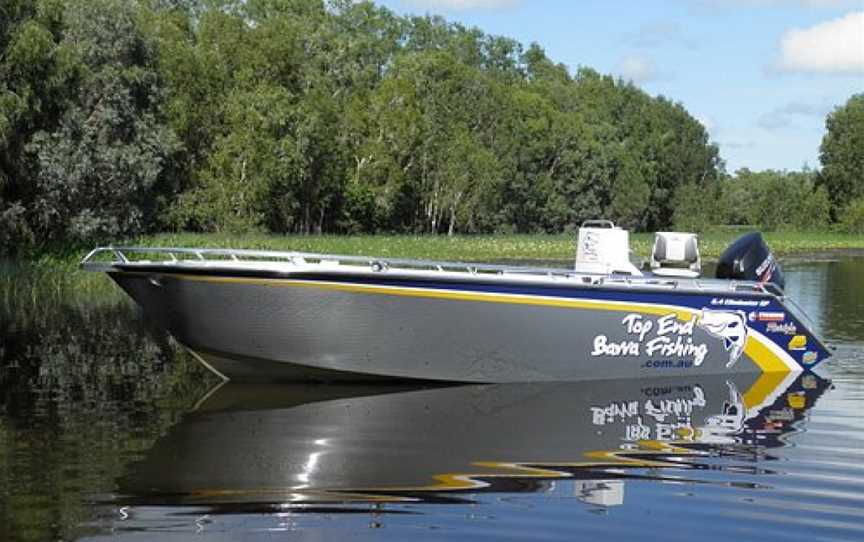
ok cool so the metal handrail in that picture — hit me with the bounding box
[79,245,772,295]
[80,246,577,277]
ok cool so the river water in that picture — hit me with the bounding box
[1,256,862,541]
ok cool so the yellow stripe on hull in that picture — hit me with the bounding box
[141,271,698,321]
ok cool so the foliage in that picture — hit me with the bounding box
[819,94,864,215]
[838,197,864,234]
[0,0,859,253]
[673,169,830,232]
[1,0,179,248]
[671,180,722,233]
[0,0,71,248]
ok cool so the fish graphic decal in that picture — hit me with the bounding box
[697,309,748,367]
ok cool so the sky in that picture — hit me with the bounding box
[372,0,864,173]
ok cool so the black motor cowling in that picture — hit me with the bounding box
[716,232,785,290]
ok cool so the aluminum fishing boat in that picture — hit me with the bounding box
[80,222,830,382]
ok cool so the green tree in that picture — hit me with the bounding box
[27,0,180,242]
[838,197,864,233]
[819,94,864,216]
[174,83,296,233]
[0,0,72,248]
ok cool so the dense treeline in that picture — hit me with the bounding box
[0,0,861,253]
[674,168,831,232]
[675,94,864,234]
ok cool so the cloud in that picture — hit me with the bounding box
[757,100,834,130]
[720,140,757,150]
[775,11,864,74]
[401,0,521,11]
[614,54,670,84]
[623,21,698,49]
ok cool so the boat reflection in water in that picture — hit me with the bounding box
[117,368,829,510]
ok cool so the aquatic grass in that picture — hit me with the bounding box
[0,260,124,324]
[122,231,864,263]
[3,229,863,310]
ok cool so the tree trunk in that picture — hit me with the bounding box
[447,191,463,237]
[447,206,456,236]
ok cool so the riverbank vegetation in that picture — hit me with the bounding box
[16,231,864,274]
[122,230,864,260]
[1,0,862,255]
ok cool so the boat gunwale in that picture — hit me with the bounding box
[80,245,778,298]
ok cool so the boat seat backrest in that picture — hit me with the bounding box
[651,232,701,277]
[653,233,698,264]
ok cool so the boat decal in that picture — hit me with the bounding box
[710,298,771,307]
[749,311,786,322]
[766,322,797,335]
[742,332,801,381]
[696,310,747,367]
[592,313,709,366]
[787,335,807,351]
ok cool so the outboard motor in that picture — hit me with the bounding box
[716,232,785,290]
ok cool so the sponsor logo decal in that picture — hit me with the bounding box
[766,322,797,335]
[802,351,818,365]
[711,298,770,307]
[749,311,786,323]
[787,335,807,351]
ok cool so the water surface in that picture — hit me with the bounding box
[1,256,862,541]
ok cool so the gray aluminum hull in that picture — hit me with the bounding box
[106,265,828,382]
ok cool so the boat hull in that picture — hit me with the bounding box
[109,269,827,382]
